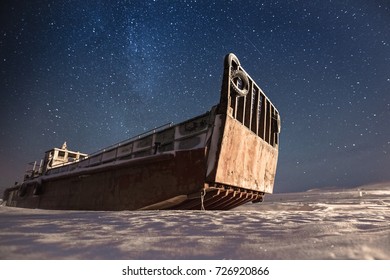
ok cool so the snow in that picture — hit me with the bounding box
[0,182,389,259]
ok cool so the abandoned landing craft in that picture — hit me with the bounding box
[3,53,281,210]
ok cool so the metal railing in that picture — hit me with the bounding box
[86,122,173,158]
[227,55,280,147]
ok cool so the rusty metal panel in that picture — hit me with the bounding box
[89,154,102,166]
[116,142,133,157]
[102,148,117,162]
[23,148,207,211]
[213,116,278,194]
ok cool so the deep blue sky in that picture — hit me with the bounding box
[1,0,389,193]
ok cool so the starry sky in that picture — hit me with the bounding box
[1,0,389,193]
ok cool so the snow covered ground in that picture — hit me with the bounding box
[0,182,389,259]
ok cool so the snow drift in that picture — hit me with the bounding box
[0,182,389,259]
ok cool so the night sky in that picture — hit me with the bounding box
[1,0,389,193]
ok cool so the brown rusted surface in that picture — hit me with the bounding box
[211,115,278,194]
[6,148,207,210]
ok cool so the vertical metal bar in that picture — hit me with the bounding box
[32,161,37,174]
[259,93,266,140]
[231,95,237,118]
[265,100,271,144]
[270,106,275,146]
[244,80,253,129]
[236,96,245,123]
[38,159,43,175]
[251,86,259,135]
[274,111,279,145]
[152,133,157,155]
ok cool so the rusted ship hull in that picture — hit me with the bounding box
[3,53,280,210]
[4,149,204,210]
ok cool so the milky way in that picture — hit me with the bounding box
[1,0,389,192]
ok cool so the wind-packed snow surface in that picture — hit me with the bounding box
[0,183,389,259]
